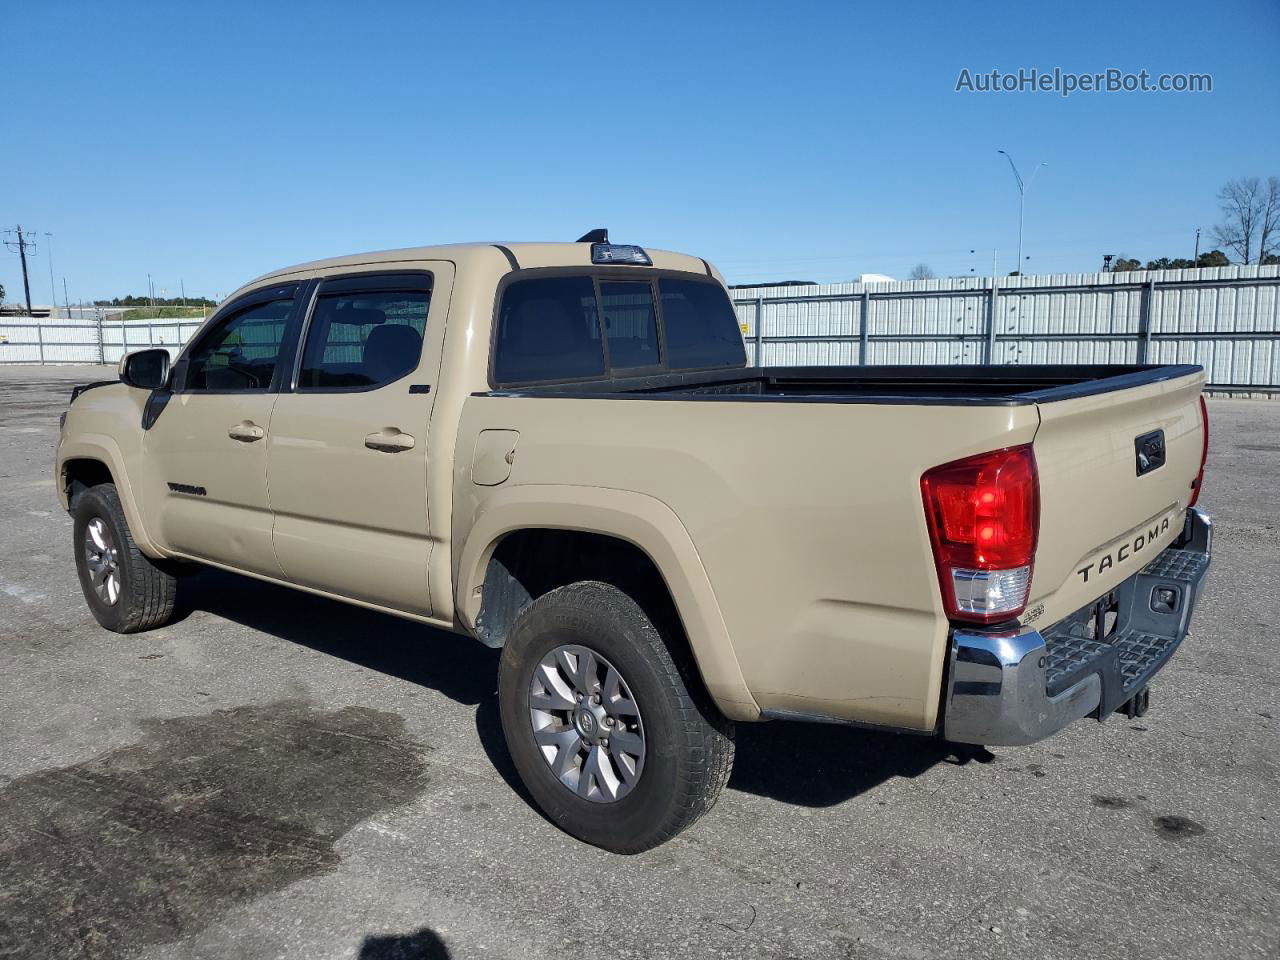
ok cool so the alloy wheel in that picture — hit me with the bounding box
[528,644,646,803]
[84,517,121,606]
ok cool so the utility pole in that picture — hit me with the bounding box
[180,279,186,308]
[63,278,71,317]
[147,273,154,309]
[1193,228,1201,266]
[3,225,37,315]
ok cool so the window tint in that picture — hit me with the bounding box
[184,297,293,391]
[493,276,604,384]
[299,289,430,390]
[599,281,661,369]
[659,278,747,370]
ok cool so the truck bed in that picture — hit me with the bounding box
[465,358,1206,730]
[490,363,1202,405]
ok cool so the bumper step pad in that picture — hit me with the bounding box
[1042,546,1209,713]
[944,510,1211,746]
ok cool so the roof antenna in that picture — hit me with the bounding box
[577,228,608,243]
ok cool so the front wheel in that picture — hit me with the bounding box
[72,483,177,633]
[498,581,734,853]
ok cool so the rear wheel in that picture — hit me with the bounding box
[498,581,734,853]
[72,483,177,633]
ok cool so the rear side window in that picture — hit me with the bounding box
[659,277,747,370]
[299,289,430,390]
[493,276,604,384]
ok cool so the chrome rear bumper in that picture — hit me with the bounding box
[944,507,1212,746]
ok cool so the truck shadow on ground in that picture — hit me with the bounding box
[177,570,971,810]
[358,926,450,959]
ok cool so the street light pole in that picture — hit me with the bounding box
[997,151,1047,274]
[43,233,58,317]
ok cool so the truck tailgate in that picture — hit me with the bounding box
[1029,369,1206,625]
[1024,368,1203,624]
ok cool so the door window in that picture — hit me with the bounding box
[183,297,294,391]
[298,288,431,390]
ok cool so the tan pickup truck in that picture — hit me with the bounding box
[56,235,1212,852]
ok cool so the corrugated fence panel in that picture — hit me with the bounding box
[872,292,987,337]
[869,339,985,365]
[0,320,203,365]
[732,266,1280,391]
[763,340,859,366]
[763,298,859,338]
[994,339,1139,365]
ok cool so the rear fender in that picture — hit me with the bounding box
[455,484,760,721]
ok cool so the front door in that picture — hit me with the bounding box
[140,285,300,577]
[267,266,451,615]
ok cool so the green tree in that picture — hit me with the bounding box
[1110,250,1229,272]
[93,294,216,307]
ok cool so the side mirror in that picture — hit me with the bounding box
[119,349,172,391]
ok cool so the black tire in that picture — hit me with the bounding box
[498,581,734,853]
[72,483,177,633]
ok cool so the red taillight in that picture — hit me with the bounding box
[921,444,1040,623]
[1188,395,1209,507]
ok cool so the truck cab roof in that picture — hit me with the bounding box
[239,242,718,300]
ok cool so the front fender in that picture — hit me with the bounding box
[56,435,164,558]
[455,483,760,721]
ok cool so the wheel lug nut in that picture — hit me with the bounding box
[576,693,584,703]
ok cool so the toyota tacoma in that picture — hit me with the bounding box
[56,234,1212,852]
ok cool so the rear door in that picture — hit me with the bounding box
[140,284,301,576]
[1030,370,1206,625]
[267,266,452,615]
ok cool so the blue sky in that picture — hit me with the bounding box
[3,0,1277,303]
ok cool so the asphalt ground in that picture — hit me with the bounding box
[0,364,1276,960]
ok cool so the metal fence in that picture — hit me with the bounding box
[0,317,204,365]
[731,264,1280,393]
[4,265,1279,392]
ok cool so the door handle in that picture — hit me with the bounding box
[228,421,265,442]
[364,429,416,453]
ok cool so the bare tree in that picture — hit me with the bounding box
[1212,176,1275,264]
[1259,176,1280,263]
[909,263,936,281]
